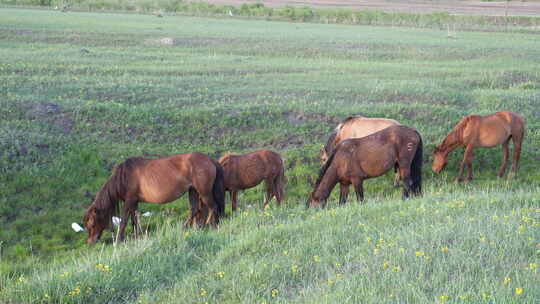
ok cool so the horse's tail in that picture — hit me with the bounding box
[275,156,287,202]
[409,132,423,196]
[211,159,226,217]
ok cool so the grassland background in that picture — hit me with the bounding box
[0,7,539,303]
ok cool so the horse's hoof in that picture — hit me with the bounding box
[453,179,462,184]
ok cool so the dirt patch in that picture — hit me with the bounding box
[26,102,75,135]
[203,0,540,17]
[147,36,236,47]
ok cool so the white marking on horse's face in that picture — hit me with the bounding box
[407,142,413,151]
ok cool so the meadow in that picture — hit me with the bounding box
[0,7,539,303]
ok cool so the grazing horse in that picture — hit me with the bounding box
[308,125,423,207]
[82,152,225,244]
[321,115,401,186]
[219,149,286,211]
[432,111,524,183]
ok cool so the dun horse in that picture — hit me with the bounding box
[432,111,524,182]
[219,149,286,211]
[308,125,423,207]
[322,115,401,185]
[82,152,225,244]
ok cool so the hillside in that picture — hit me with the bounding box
[2,189,539,303]
[0,7,539,303]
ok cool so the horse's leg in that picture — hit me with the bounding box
[353,179,364,202]
[339,183,349,204]
[231,190,238,212]
[185,187,200,228]
[511,132,523,176]
[455,145,473,183]
[199,193,218,228]
[272,175,281,207]
[131,205,140,239]
[393,163,400,187]
[119,198,137,242]
[263,179,274,209]
[464,146,474,182]
[498,139,510,178]
[398,166,411,200]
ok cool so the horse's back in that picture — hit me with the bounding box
[220,149,282,189]
[342,125,420,178]
[338,116,400,141]
[137,153,215,203]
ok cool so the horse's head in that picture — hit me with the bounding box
[82,206,108,244]
[320,148,329,164]
[306,192,324,208]
[432,146,448,173]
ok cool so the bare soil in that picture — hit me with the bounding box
[202,0,540,17]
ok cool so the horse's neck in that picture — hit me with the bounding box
[94,180,120,209]
[314,167,338,201]
[440,131,461,153]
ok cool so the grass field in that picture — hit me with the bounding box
[0,7,539,303]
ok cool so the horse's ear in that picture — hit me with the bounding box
[84,190,95,200]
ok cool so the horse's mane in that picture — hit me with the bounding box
[325,114,364,154]
[88,157,141,221]
[323,132,338,154]
[313,147,337,191]
[218,153,236,168]
[334,114,364,132]
[439,115,477,150]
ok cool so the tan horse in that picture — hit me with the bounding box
[432,111,524,183]
[82,152,225,244]
[321,115,401,186]
[308,125,423,207]
[219,149,286,211]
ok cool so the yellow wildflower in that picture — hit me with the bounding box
[393,266,401,272]
[271,289,278,297]
[439,295,449,302]
[291,264,298,273]
[282,250,289,256]
[515,287,523,295]
[504,276,512,285]
[216,271,225,279]
[441,247,449,253]
[199,288,207,297]
[313,255,321,262]
[415,251,425,257]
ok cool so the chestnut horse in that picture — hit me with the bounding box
[82,152,225,244]
[321,115,401,185]
[308,125,422,207]
[432,111,524,183]
[219,149,286,211]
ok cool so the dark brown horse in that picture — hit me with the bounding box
[82,152,225,244]
[432,111,524,183]
[219,149,286,211]
[308,125,423,207]
[322,115,401,186]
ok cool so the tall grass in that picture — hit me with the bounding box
[1,187,539,303]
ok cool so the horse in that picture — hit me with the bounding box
[218,149,286,211]
[82,152,225,244]
[432,111,524,183]
[321,115,401,186]
[307,125,423,208]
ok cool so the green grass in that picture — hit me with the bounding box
[1,188,539,303]
[0,8,539,303]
